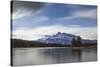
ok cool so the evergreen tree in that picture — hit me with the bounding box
[72,36,82,47]
[72,38,76,46]
[76,36,82,47]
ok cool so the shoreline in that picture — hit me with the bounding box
[13,45,97,49]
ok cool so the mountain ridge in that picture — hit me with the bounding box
[37,32,97,45]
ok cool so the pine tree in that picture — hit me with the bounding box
[76,36,82,47]
[72,38,76,46]
[72,36,82,47]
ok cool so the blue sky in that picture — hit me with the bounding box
[12,1,97,40]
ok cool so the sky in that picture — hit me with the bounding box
[12,1,97,40]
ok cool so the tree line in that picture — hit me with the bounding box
[72,36,82,47]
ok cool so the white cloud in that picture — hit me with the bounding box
[32,16,49,23]
[12,8,49,24]
[74,9,97,19]
[12,9,33,20]
[12,25,97,40]
[63,9,97,20]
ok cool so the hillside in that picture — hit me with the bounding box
[11,39,97,48]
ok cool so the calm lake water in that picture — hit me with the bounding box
[12,47,97,66]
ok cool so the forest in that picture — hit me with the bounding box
[11,38,97,48]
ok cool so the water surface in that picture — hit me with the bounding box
[12,47,97,66]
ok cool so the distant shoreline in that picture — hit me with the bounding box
[13,45,97,49]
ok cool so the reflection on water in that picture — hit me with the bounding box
[72,49,81,62]
[12,47,97,66]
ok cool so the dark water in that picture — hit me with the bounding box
[12,47,97,66]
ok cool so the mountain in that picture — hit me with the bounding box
[38,32,97,45]
[82,39,97,44]
[38,32,76,45]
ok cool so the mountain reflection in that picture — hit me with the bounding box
[40,48,82,63]
[13,47,97,66]
[72,49,81,62]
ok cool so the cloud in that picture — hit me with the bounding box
[63,9,97,20]
[12,9,33,20]
[12,2,97,29]
[74,9,97,19]
[12,25,97,40]
[31,16,49,23]
[12,1,45,20]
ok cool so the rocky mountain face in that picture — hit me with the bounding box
[37,32,97,45]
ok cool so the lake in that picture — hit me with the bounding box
[12,47,97,66]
